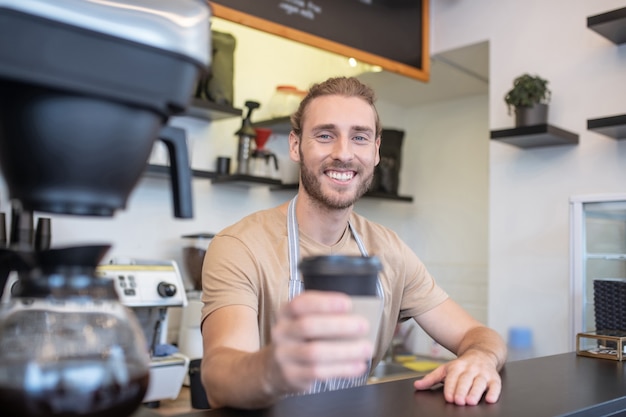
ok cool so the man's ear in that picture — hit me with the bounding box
[289,131,300,163]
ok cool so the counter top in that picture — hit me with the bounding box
[134,352,626,417]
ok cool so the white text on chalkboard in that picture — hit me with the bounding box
[279,0,323,21]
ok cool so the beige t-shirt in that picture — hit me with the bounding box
[201,206,448,368]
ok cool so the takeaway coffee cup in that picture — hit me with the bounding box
[299,255,383,348]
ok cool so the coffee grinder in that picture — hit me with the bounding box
[96,260,190,405]
[0,1,211,416]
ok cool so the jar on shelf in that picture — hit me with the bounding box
[268,85,306,119]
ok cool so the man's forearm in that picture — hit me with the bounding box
[457,326,507,370]
[201,345,287,409]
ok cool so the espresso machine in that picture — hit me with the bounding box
[0,1,211,416]
[96,260,189,405]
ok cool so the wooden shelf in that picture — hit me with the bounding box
[183,99,242,121]
[588,7,626,44]
[490,124,579,148]
[272,183,413,202]
[587,114,626,139]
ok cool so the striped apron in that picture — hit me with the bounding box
[286,195,384,394]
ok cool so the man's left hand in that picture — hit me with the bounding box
[413,351,502,406]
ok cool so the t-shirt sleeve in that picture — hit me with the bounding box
[397,240,449,320]
[200,234,259,326]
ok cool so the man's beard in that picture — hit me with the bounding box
[299,149,374,210]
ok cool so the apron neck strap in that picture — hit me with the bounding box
[287,195,369,298]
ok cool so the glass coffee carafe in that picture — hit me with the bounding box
[0,245,150,417]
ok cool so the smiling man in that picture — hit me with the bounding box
[200,76,506,410]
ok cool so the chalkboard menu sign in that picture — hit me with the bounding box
[210,0,429,82]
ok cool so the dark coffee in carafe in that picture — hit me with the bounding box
[0,364,148,417]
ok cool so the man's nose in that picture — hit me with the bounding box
[330,136,354,161]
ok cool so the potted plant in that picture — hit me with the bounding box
[504,73,551,127]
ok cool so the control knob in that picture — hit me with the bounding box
[157,282,177,297]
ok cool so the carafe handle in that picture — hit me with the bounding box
[268,153,279,171]
[158,126,193,219]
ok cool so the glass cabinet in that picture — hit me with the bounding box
[570,194,626,350]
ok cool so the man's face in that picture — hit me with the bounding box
[289,95,380,210]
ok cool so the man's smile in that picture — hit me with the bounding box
[325,170,355,182]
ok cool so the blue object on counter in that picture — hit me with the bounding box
[508,326,533,349]
[154,344,179,357]
[507,326,534,361]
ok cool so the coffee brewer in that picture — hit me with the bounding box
[250,128,280,179]
[0,1,211,416]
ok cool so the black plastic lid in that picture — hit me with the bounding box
[299,255,382,296]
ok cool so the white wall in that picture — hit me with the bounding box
[371,94,489,358]
[432,0,626,356]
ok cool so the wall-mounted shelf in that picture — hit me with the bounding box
[587,7,626,44]
[145,164,216,179]
[272,183,414,202]
[490,124,579,148]
[253,116,292,134]
[362,191,413,202]
[587,114,626,139]
[146,165,284,186]
[211,174,282,187]
[184,99,242,121]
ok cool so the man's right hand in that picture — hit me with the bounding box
[269,290,374,392]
